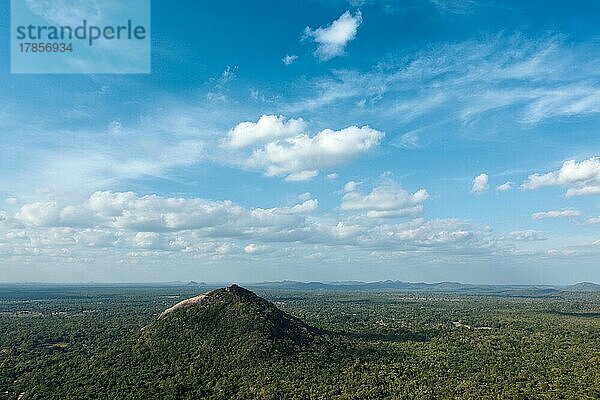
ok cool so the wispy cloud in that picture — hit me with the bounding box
[286,36,600,134]
[532,209,581,220]
[25,0,102,26]
[498,230,547,241]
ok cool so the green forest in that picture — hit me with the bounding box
[1,284,599,399]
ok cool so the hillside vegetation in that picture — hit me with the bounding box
[1,285,599,399]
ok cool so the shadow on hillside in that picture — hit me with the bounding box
[548,310,600,318]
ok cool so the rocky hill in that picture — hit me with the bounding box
[141,284,318,356]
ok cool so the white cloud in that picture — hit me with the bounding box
[547,249,577,257]
[5,231,28,240]
[395,131,422,149]
[5,126,206,197]
[28,227,76,248]
[74,229,119,248]
[522,85,600,124]
[471,173,489,194]
[567,187,600,196]
[224,115,306,149]
[6,189,598,273]
[248,125,383,181]
[344,181,361,192]
[297,192,312,201]
[532,209,581,220]
[5,197,17,205]
[244,243,267,254]
[496,181,514,192]
[285,170,319,182]
[303,11,362,61]
[522,157,600,197]
[11,192,318,238]
[279,199,319,214]
[87,191,137,217]
[4,191,495,257]
[351,218,485,250]
[287,36,600,128]
[220,66,236,83]
[282,54,299,65]
[134,232,167,249]
[341,182,429,218]
[584,216,600,225]
[326,173,339,180]
[498,230,547,241]
[15,202,61,226]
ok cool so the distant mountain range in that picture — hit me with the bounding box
[245,280,600,294]
[563,282,600,292]
[2,280,599,293]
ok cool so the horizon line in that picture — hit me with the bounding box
[0,280,597,287]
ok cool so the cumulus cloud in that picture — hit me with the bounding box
[279,199,319,214]
[282,54,298,65]
[303,11,362,61]
[352,218,484,250]
[12,202,97,227]
[14,202,60,226]
[326,173,339,180]
[74,229,119,248]
[11,192,318,237]
[248,125,383,181]
[496,181,514,192]
[531,209,581,220]
[2,191,499,259]
[223,116,383,181]
[134,232,169,249]
[8,189,591,271]
[224,115,306,149]
[341,182,429,218]
[471,173,489,194]
[87,191,137,217]
[522,157,600,197]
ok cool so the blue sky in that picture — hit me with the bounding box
[0,0,599,284]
